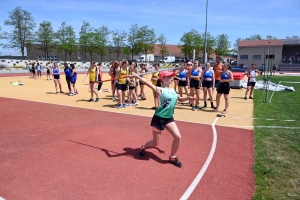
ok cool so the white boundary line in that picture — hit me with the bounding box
[0,196,6,200]
[179,117,219,200]
[220,125,300,129]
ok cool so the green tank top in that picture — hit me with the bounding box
[154,88,178,118]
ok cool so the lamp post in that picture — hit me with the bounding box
[204,0,208,63]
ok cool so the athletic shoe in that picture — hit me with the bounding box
[249,96,253,99]
[139,148,145,157]
[112,97,115,101]
[98,90,102,93]
[55,92,58,95]
[192,107,195,111]
[211,104,217,109]
[197,105,203,109]
[122,104,126,108]
[95,98,100,102]
[68,93,74,96]
[117,104,122,109]
[244,97,247,100]
[88,98,94,102]
[213,107,219,112]
[169,157,182,168]
[60,91,64,93]
[127,103,132,106]
[222,109,227,114]
[141,97,146,100]
[134,102,139,106]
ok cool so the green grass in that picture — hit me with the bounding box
[253,75,300,200]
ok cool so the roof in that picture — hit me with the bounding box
[238,40,283,47]
[282,39,300,45]
[152,44,183,57]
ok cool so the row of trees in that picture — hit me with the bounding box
[1,7,299,62]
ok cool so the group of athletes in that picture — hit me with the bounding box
[43,57,259,168]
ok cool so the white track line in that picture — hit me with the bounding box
[220,125,300,129]
[0,196,6,200]
[179,117,219,200]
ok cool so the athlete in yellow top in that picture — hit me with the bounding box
[115,59,129,109]
[83,61,100,102]
[151,63,160,109]
[127,64,138,106]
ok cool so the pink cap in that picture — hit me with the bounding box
[159,71,175,80]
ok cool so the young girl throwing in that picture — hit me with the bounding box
[134,71,194,168]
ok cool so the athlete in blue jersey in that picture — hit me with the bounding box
[64,63,72,94]
[177,63,189,106]
[214,62,233,114]
[69,64,78,96]
[188,60,202,111]
[52,62,63,94]
[201,62,216,109]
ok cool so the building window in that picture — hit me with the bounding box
[240,55,248,59]
[253,55,261,59]
[266,55,275,59]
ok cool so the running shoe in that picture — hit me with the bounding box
[95,98,100,102]
[88,98,94,102]
[127,103,132,106]
[192,107,195,111]
[249,96,253,99]
[55,92,58,95]
[169,157,182,168]
[122,104,126,108]
[68,93,74,96]
[197,105,203,109]
[213,107,219,112]
[244,97,247,100]
[117,104,122,109]
[141,97,146,100]
[112,97,115,101]
[222,109,227,114]
[60,91,64,93]
[134,102,139,106]
[139,147,145,157]
[211,104,217,109]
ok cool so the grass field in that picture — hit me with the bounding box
[253,75,300,200]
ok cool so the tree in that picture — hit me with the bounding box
[266,35,277,40]
[96,25,110,61]
[127,24,140,60]
[112,30,127,60]
[0,27,4,47]
[137,26,157,62]
[286,35,299,39]
[35,21,54,60]
[3,6,36,56]
[232,37,242,54]
[180,29,203,60]
[202,32,216,60]
[245,34,262,40]
[54,22,77,61]
[157,33,169,60]
[214,34,231,57]
[79,21,93,61]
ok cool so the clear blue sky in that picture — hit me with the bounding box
[0,0,299,55]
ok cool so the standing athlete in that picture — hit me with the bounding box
[244,64,260,100]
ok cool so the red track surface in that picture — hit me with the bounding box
[0,97,254,199]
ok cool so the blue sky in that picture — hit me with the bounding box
[0,0,299,55]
